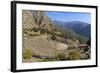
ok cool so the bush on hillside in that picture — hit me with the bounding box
[55,53,66,60]
[40,29,46,34]
[68,51,80,60]
[51,35,56,40]
[23,48,33,59]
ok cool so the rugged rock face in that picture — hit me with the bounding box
[22,10,36,29]
[22,10,55,31]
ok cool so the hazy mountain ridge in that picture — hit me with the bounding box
[53,20,90,38]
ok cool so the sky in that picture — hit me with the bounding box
[45,11,91,24]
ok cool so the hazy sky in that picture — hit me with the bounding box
[45,11,91,24]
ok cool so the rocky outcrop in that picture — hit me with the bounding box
[22,10,36,29]
[22,10,55,31]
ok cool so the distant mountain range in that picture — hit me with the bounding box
[53,21,91,38]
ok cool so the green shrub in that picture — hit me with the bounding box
[31,27,39,32]
[51,35,56,40]
[40,29,46,34]
[23,48,32,59]
[42,59,50,62]
[68,51,80,60]
[55,53,66,60]
[29,33,38,37]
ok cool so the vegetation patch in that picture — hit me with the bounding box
[23,48,33,59]
[68,51,80,60]
[55,53,66,61]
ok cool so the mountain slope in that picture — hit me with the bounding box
[53,21,90,38]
